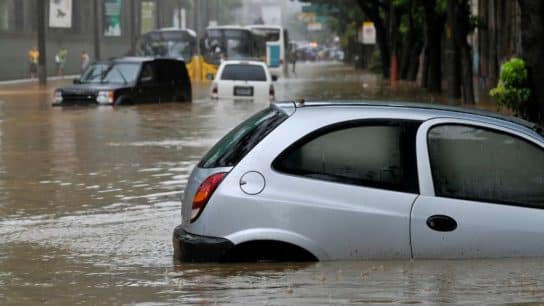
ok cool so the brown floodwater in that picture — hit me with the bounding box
[1,62,542,305]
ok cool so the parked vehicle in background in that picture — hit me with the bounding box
[247,25,289,76]
[135,28,198,80]
[52,57,191,106]
[173,101,544,262]
[211,60,276,101]
[200,26,264,80]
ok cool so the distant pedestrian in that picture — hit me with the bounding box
[55,48,68,76]
[28,47,39,79]
[80,51,90,73]
[289,48,298,73]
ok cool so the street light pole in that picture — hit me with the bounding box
[155,0,160,29]
[93,0,101,60]
[130,0,136,54]
[37,0,47,85]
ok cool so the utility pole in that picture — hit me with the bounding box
[93,0,101,60]
[37,0,47,85]
[155,0,160,29]
[130,0,136,54]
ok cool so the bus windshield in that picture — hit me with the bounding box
[202,28,254,64]
[137,31,196,60]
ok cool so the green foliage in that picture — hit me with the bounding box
[435,0,448,14]
[490,58,533,117]
[369,49,382,74]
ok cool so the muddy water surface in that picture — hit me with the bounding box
[0,63,542,305]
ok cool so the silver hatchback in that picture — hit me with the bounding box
[173,101,544,262]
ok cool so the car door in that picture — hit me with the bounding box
[155,60,177,101]
[411,119,544,259]
[137,62,159,103]
[223,119,421,260]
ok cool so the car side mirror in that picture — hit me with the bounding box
[73,78,81,84]
[272,75,278,82]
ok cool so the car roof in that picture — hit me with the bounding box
[152,28,197,37]
[247,25,282,30]
[98,57,185,64]
[274,100,543,138]
[207,25,248,31]
[220,60,267,66]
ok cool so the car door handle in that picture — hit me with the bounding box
[426,215,457,232]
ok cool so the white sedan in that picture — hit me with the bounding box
[211,60,276,101]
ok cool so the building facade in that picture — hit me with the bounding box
[0,0,192,81]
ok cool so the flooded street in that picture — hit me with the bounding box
[0,62,543,305]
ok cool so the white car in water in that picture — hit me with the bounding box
[211,60,276,101]
[173,101,544,262]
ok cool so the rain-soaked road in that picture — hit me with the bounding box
[1,62,543,305]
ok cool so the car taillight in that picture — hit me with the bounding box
[212,83,218,95]
[191,172,227,223]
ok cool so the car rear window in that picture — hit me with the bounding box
[198,106,289,168]
[221,64,267,81]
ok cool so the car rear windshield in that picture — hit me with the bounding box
[198,106,289,168]
[221,64,267,81]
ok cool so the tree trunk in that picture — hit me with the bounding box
[357,0,391,78]
[488,0,498,88]
[461,44,475,104]
[375,14,391,78]
[407,46,421,81]
[453,0,475,104]
[518,0,544,122]
[423,1,445,93]
[446,0,461,99]
[400,0,415,80]
[421,38,430,88]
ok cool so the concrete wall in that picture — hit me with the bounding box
[0,33,132,81]
[0,0,192,81]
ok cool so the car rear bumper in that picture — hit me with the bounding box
[173,225,234,262]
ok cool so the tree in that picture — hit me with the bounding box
[420,0,446,92]
[356,0,391,78]
[518,0,544,122]
[446,0,474,104]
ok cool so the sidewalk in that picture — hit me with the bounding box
[0,74,79,86]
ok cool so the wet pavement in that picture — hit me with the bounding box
[0,62,543,305]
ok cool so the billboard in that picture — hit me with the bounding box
[361,21,376,45]
[49,0,72,28]
[104,0,122,36]
[141,1,156,34]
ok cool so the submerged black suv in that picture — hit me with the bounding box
[53,57,191,106]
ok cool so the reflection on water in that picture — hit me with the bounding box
[0,63,539,305]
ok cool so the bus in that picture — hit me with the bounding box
[199,25,264,80]
[135,28,198,79]
[247,25,289,76]
[136,26,265,81]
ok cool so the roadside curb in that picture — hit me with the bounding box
[0,75,80,86]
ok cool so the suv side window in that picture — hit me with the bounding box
[428,124,544,207]
[139,63,154,83]
[273,120,420,193]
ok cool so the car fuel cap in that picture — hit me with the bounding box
[239,171,265,195]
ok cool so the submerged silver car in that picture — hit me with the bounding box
[173,101,544,262]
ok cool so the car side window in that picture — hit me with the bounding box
[139,63,154,83]
[273,120,420,193]
[428,124,544,207]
